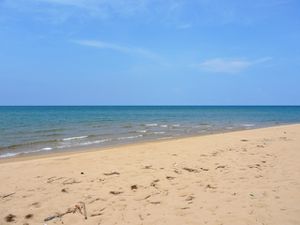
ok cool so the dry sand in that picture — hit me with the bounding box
[1,124,300,225]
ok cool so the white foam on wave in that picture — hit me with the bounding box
[242,124,255,127]
[0,147,54,158]
[117,135,143,140]
[0,152,19,158]
[158,137,172,140]
[194,124,212,128]
[160,125,168,128]
[172,124,181,127]
[145,123,158,127]
[137,130,147,133]
[153,131,166,134]
[57,144,72,149]
[63,136,88,141]
[79,139,111,146]
[25,147,54,154]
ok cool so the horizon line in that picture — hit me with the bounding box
[1,105,300,107]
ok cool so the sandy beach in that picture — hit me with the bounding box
[1,124,300,225]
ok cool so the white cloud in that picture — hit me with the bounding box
[197,57,272,73]
[72,39,165,63]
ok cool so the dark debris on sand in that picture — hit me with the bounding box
[183,167,199,173]
[110,191,123,195]
[25,214,33,219]
[103,172,120,176]
[131,185,138,190]
[5,214,16,222]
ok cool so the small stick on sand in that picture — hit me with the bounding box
[44,202,88,222]
[110,191,123,195]
[62,178,81,185]
[79,201,87,220]
[183,167,199,173]
[103,172,120,176]
[2,192,15,199]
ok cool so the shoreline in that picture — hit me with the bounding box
[0,123,297,164]
[2,105,300,161]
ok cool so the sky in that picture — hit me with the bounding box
[0,0,299,105]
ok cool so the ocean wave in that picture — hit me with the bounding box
[63,136,88,141]
[172,124,181,127]
[117,135,143,140]
[79,139,111,146]
[1,139,59,150]
[194,124,211,128]
[160,125,168,128]
[57,144,72,149]
[0,152,19,158]
[42,147,53,150]
[158,137,172,140]
[57,139,112,148]
[145,123,158,127]
[32,128,65,134]
[136,130,147,133]
[42,133,62,138]
[26,147,54,154]
[242,124,255,127]
[153,131,166,134]
[0,146,54,158]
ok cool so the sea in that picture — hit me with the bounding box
[0,106,300,158]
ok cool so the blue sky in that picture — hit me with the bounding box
[0,0,299,105]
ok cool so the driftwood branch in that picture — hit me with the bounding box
[44,202,87,222]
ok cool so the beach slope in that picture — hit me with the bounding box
[1,124,300,225]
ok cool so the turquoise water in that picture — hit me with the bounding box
[0,106,300,158]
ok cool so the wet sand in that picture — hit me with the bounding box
[1,124,300,225]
